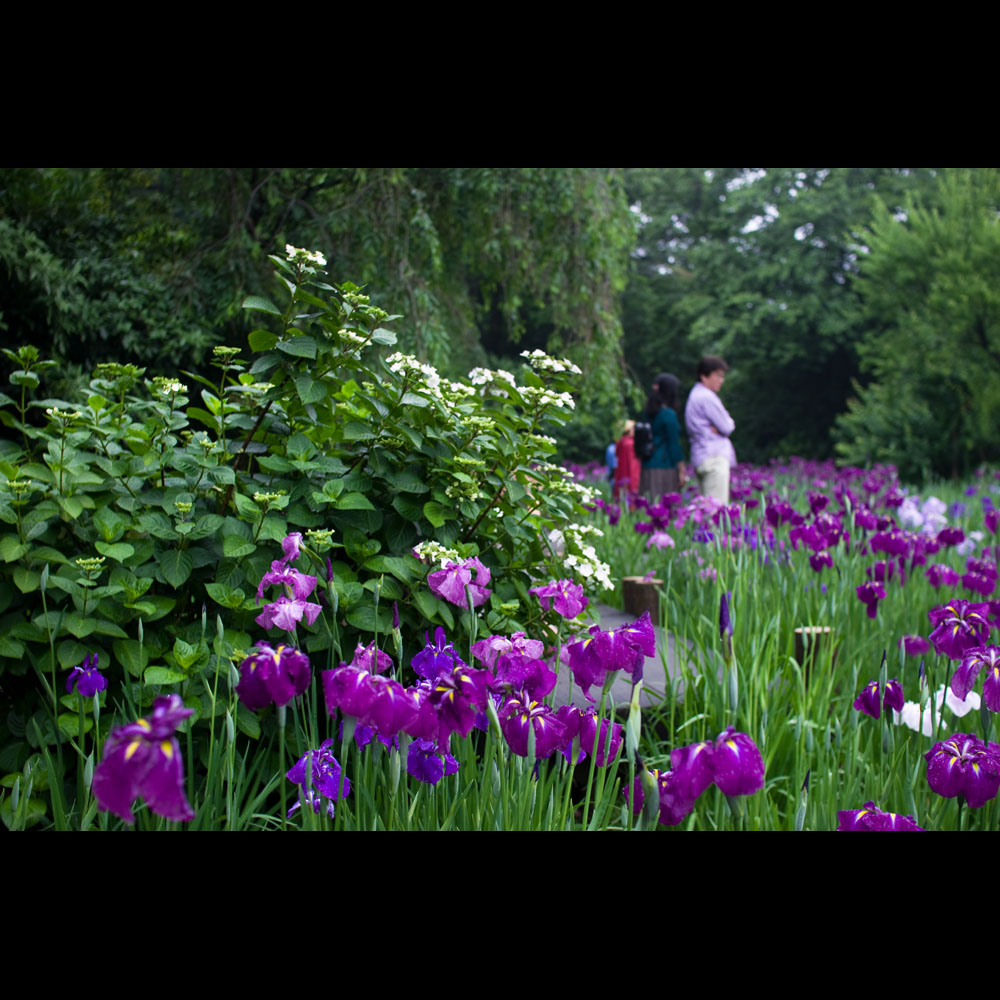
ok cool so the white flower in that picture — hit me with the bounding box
[893,684,981,735]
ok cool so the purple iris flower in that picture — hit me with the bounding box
[256,561,318,603]
[925,733,1000,808]
[406,738,460,785]
[809,551,833,573]
[427,556,491,608]
[853,679,904,720]
[856,581,887,619]
[256,594,323,632]
[349,641,393,675]
[624,768,695,826]
[899,634,930,658]
[413,627,468,681]
[281,531,304,563]
[937,527,965,547]
[529,578,589,618]
[925,564,960,588]
[499,690,568,758]
[91,694,195,825]
[427,663,492,743]
[950,646,1000,710]
[237,641,312,710]
[66,652,107,697]
[837,802,923,831]
[928,600,992,660]
[709,727,765,796]
[286,739,350,819]
[567,611,655,701]
[555,705,622,766]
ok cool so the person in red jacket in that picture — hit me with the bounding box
[613,420,641,500]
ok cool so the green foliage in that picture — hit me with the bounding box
[0,249,610,828]
[835,169,1000,479]
[622,168,939,461]
[0,168,634,427]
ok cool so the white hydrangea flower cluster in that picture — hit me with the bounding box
[154,379,187,395]
[412,539,460,568]
[518,386,575,410]
[285,244,327,272]
[465,416,495,433]
[446,381,477,399]
[468,368,516,387]
[520,349,582,375]
[529,433,557,448]
[337,327,369,346]
[386,353,443,395]
[562,522,613,590]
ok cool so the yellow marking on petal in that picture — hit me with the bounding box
[726,739,739,754]
[136,718,152,731]
[948,757,957,769]
[161,740,173,760]
[124,738,143,761]
[973,763,980,774]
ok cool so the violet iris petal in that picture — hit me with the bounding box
[286,738,349,818]
[350,642,393,675]
[925,733,1000,808]
[255,595,323,631]
[928,600,992,660]
[406,738,460,785]
[529,578,588,618]
[710,727,765,796]
[499,691,568,758]
[899,634,930,657]
[669,740,715,801]
[91,694,195,825]
[237,641,312,710]
[66,652,107,697]
[837,802,923,831]
[624,768,695,826]
[414,627,468,681]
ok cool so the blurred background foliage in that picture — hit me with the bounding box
[2,166,998,480]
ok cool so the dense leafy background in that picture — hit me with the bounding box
[3,167,999,476]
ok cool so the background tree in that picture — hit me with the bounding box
[622,168,938,463]
[834,168,1000,480]
[0,169,633,430]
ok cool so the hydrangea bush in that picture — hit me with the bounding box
[0,246,614,828]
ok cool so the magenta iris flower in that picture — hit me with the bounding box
[237,641,312,710]
[928,600,992,660]
[555,705,622,766]
[427,556,491,608]
[286,739,350,819]
[899,635,930,658]
[567,611,655,701]
[837,802,923,831]
[91,694,195,825]
[349,641,393,675]
[853,678,904,720]
[925,733,1000,808]
[529,578,588,618]
[925,564,960,588]
[625,768,695,826]
[66,652,107,697]
[856,581,887,619]
[413,627,468,681]
[709,727,765,796]
[407,738,459,785]
[950,646,1000,710]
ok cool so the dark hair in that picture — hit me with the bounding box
[697,356,729,379]
[645,372,679,415]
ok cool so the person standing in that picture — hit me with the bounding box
[684,356,735,504]
[639,373,687,499]
[613,420,641,499]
